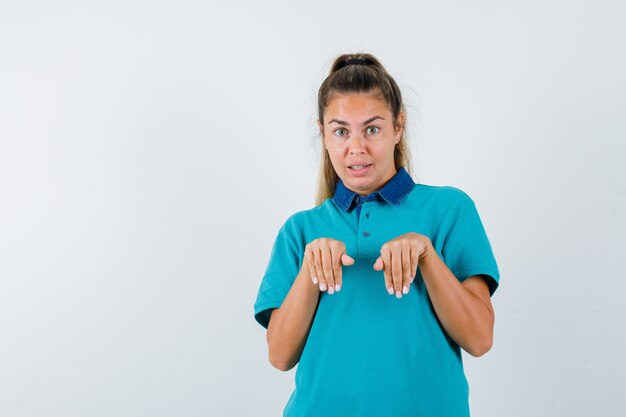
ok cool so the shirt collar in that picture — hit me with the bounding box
[332,166,415,212]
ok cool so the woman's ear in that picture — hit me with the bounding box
[395,111,405,140]
[317,119,328,150]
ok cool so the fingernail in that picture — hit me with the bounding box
[388,287,394,295]
[320,283,326,291]
[312,276,318,285]
[396,291,401,299]
[328,287,334,295]
[403,286,408,294]
[335,284,341,292]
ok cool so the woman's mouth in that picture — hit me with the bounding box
[348,164,372,175]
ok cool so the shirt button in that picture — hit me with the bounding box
[355,196,360,203]
[362,231,370,237]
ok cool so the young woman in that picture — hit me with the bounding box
[253,53,500,417]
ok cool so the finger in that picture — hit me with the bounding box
[401,243,411,295]
[380,249,394,295]
[337,253,355,291]
[330,245,344,293]
[373,257,384,271]
[306,247,318,285]
[312,245,326,292]
[409,244,419,284]
[391,248,403,298]
[321,244,335,294]
[341,253,355,266]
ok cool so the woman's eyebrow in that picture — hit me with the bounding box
[328,116,385,125]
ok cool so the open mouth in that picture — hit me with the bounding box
[349,164,371,171]
[348,164,372,175]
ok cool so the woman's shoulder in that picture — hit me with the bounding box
[275,202,332,233]
[410,182,475,205]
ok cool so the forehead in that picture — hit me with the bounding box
[325,91,391,120]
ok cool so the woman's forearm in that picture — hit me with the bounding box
[418,241,494,356]
[266,267,320,371]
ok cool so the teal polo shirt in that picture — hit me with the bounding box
[254,167,500,417]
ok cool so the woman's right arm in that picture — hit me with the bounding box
[266,238,354,371]
[266,264,320,371]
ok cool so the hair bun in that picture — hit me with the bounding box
[337,57,374,70]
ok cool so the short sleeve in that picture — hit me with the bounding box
[441,193,500,296]
[253,217,303,329]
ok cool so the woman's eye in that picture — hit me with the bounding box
[367,126,380,135]
[334,128,347,136]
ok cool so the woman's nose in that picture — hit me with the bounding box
[348,134,365,154]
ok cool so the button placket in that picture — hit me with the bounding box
[358,202,375,257]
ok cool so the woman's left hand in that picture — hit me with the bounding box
[373,232,431,298]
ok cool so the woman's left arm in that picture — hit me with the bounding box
[374,233,494,357]
[418,238,494,357]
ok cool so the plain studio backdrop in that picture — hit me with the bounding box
[1,1,624,416]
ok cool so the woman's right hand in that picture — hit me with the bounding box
[304,238,355,295]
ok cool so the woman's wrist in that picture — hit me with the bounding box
[418,235,433,262]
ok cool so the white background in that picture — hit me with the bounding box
[1,1,625,416]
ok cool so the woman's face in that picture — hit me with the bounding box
[318,91,404,196]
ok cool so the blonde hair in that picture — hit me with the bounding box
[315,53,413,206]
